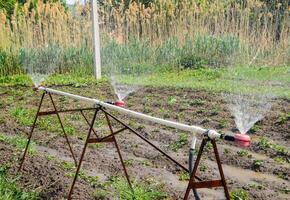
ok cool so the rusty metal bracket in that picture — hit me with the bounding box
[183,137,230,200]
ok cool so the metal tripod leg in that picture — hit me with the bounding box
[18,92,46,171]
[67,108,99,200]
[48,93,77,166]
[104,112,133,190]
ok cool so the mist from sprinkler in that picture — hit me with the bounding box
[110,75,139,103]
[21,45,60,87]
[227,93,272,135]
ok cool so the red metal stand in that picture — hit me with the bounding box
[19,91,230,200]
[183,137,230,200]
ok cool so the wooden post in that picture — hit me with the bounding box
[91,0,101,79]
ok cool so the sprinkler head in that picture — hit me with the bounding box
[115,100,125,107]
[234,133,251,147]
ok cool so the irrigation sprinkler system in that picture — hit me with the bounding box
[18,86,251,200]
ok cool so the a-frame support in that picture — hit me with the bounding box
[183,136,230,200]
[19,91,230,200]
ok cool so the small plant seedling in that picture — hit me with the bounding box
[190,99,206,106]
[218,119,226,128]
[46,154,55,161]
[199,164,207,172]
[237,150,248,157]
[124,159,134,166]
[257,137,271,149]
[252,159,263,170]
[60,161,75,171]
[0,133,36,155]
[230,189,249,200]
[276,112,290,125]
[274,157,285,164]
[168,96,177,105]
[178,171,189,181]
[249,124,260,133]
[205,142,213,151]
[169,133,188,152]
[140,160,151,167]
[9,106,34,126]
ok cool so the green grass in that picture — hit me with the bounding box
[169,133,188,152]
[9,107,35,126]
[1,65,289,98]
[0,133,36,155]
[9,106,76,136]
[110,177,167,200]
[127,66,290,98]
[0,166,39,200]
[230,189,249,200]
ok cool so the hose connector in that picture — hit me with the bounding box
[220,133,251,147]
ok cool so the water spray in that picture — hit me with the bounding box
[19,86,251,200]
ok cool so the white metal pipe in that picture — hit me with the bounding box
[38,87,221,138]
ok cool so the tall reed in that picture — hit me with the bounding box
[0,0,288,76]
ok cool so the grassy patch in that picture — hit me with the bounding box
[178,171,189,181]
[0,75,31,87]
[0,166,39,200]
[257,137,289,163]
[124,66,290,98]
[0,133,35,155]
[230,189,249,200]
[110,177,167,200]
[9,107,35,126]
[169,133,188,152]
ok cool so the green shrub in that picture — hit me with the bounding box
[230,189,249,200]
[0,48,22,76]
[193,34,240,67]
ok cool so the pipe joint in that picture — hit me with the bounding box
[205,129,221,139]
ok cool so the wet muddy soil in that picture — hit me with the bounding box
[0,83,289,199]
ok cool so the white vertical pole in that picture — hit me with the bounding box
[91,0,101,79]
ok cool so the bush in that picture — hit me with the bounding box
[193,34,240,67]
[0,48,22,76]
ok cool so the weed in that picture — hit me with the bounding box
[0,133,35,155]
[257,137,271,149]
[237,150,248,157]
[0,166,39,199]
[169,133,188,152]
[218,120,226,129]
[276,113,290,125]
[274,157,285,164]
[60,161,75,171]
[199,164,207,172]
[140,160,151,167]
[205,142,213,151]
[252,159,263,170]
[229,189,249,200]
[224,148,230,154]
[278,187,290,194]
[110,177,167,200]
[46,154,55,161]
[249,124,260,133]
[167,96,177,105]
[190,99,206,106]
[124,159,134,166]
[9,107,34,126]
[178,171,189,181]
